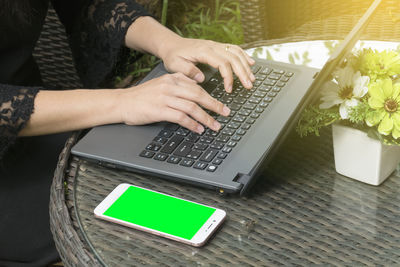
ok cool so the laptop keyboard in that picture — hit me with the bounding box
[139,64,294,172]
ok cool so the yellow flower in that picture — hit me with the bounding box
[366,79,400,139]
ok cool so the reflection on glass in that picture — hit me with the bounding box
[247,41,400,69]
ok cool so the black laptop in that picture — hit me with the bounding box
[71,0,382,195]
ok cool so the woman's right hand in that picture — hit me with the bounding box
[116,72,231,134]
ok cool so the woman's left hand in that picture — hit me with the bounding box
[159,37,256,93]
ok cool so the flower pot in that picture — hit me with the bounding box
[332,123,400,185]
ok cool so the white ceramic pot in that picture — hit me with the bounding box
[332,123,400,185]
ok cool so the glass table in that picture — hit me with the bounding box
[50,40,400,266]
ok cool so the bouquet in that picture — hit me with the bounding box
[297,48,400,145]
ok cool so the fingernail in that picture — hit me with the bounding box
[197,125,204,134]
[227,84,232,93]
[194,73,204,82]
[250,73,256,81]
[249,58,256,64]
[247,80,253,88]
[213,121,221,131]
[223,105,231,116]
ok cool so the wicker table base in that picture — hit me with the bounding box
[50,127,400,266]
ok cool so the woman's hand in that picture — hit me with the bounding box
[117,72,230,134]
[160,37,256,93]
[125,17,255,93]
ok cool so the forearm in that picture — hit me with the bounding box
[125,16,181,59]
[19,89,122,136]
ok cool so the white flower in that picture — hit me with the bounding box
[319,66,370,119]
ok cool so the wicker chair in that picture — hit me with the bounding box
[239,0,400,48]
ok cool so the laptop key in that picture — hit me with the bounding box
[285,72,294,77]
[227,122,241,129]
[212,158,223,165]
[145,143,161,152]
[217,116,230,123]
[158,130,173,138]
[221,129,235,136]
[193,161,208,170]
[176,128,190,136]
[140,150,155,158]
[153,136,168,145]
[186,133,200,143]
[237,129,246,135]
[167,156,182,164]
[238,109,251,116]
[231,135,241,141]
[260,67,272,75]
[187,150,202,160]
[206,165,218,172]
[228,103,241,111]
[243,103,256,110]
[226,141,237,147]
[222,147,232,153]
[164,124,180,131]
[210,142,224,150]
[173,141,194,157]
[154,153,168,161]
[276,82,286,87]
[241,124,251,130]
[180,159,195,167]
[160,135,184,154]
[216,135,230,143]
[200,149,219,162]
[217,152,228,159]
[194,143,208,151]
[199,136,214,144]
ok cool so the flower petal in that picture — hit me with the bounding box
[368,97,384,109]
[344,98,358,107]
[393,125,400,139]
[382,79,394,99]
[378,113,394,135]
[366,109,385,126]
[368,81,385,102]
[352,74,370,98]
[393,82,400,100]
[336,66,354,88]
[339,103,350,119]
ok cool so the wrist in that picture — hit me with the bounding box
[157,34,185,61]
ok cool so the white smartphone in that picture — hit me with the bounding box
[94,183,226,247]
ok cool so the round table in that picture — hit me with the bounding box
[50,40,400,266]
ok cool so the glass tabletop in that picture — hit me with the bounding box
[71,40,400,266]
[247,40,400,68]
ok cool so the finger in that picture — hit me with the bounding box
[222,50,253,89]
[166,96,221,132]
[230,45,256,82]
[168,59,205,83]
[163,108,205,134]
[198,51,234,93]
[169,80,231,117]
[241,48,256,65]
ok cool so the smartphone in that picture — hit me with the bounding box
[94,183,226,247]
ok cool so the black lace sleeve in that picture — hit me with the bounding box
[52,0,153,88]
[0,85,39,158]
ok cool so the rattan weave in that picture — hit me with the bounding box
[239,0,400,43]
[33,6,83,89]
[55,126,400,266]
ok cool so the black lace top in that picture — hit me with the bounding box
[0,0,150,159]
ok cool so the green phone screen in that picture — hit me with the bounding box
[104,186,216,240]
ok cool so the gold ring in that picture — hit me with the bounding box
[225,45,230,51]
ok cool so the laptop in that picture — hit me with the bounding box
[72,0,382,196]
